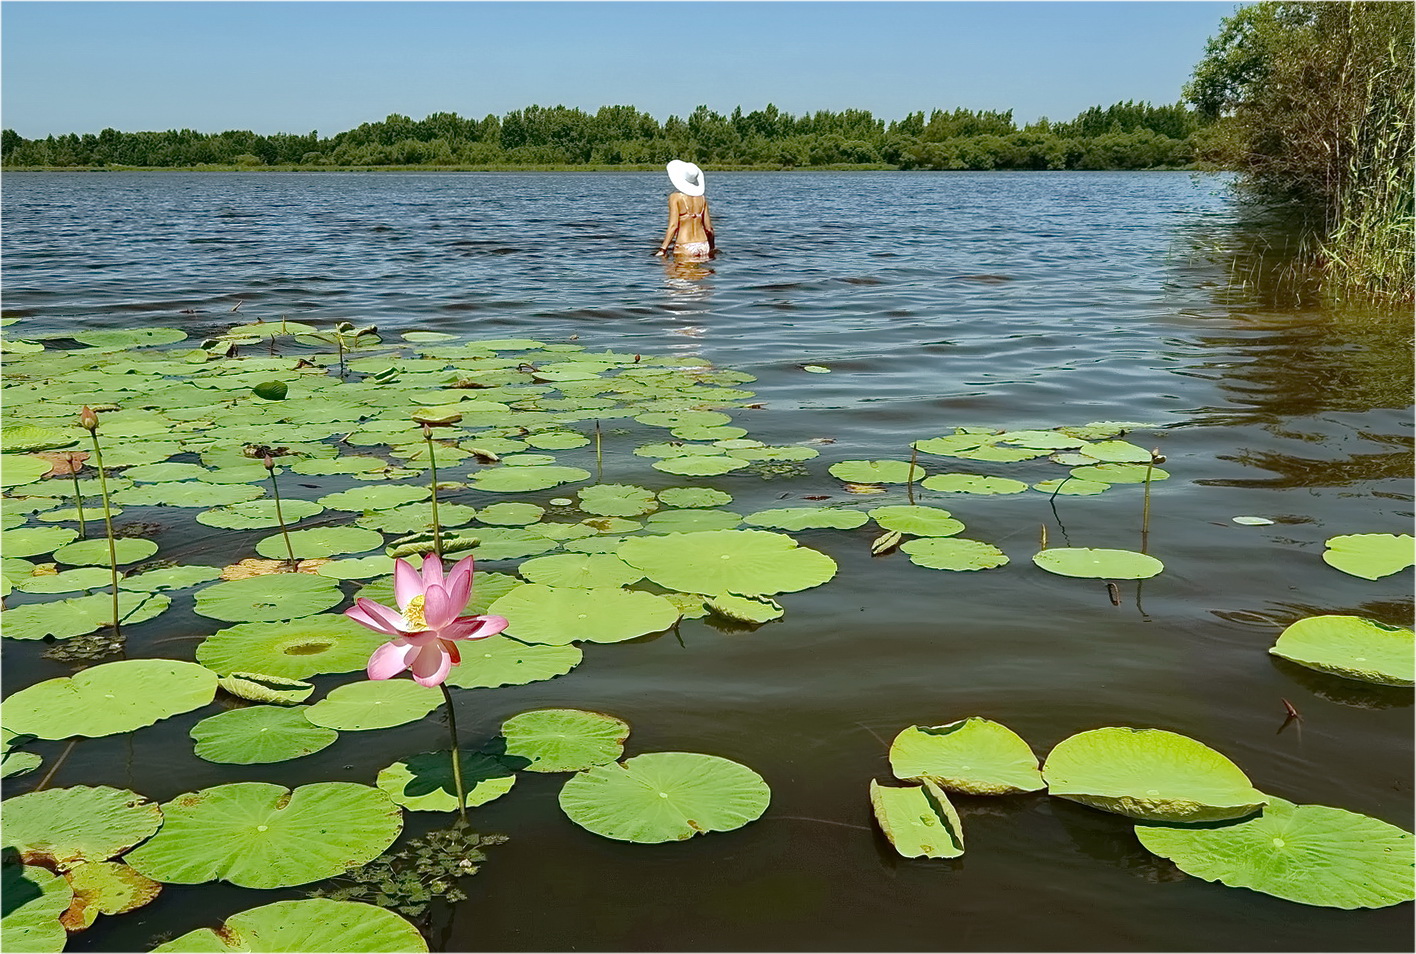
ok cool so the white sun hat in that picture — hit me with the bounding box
[666,159,706,196]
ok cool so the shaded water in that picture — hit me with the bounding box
[2,172,1412,951]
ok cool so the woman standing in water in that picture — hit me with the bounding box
[655,160,714,261]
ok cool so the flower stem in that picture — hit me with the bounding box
[266,458,296,564]
[594,420,603,482]
[70,468,87,540]
[438,682,468,824]
[424,428,443,560]
[1141,460,1155,554]
[87,430,122,638]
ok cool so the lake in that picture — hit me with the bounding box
[2,171,1411,952]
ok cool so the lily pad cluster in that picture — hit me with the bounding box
[868,718,1413,908]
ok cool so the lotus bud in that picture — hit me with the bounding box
[79,405,99,432]
[1151,448,1167,465]
[263,454,275,471]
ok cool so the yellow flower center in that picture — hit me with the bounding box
[403,594,427,630]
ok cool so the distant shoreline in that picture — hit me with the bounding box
[3,163,1205,173]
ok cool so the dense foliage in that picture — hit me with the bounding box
[1,100,1204,171]
[1186,1,1414,300]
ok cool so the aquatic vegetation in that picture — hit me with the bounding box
[889,719,1045,795]
[870,779,965,859]
[1320,532,1415,580]
[1032,547,1165,580]
[501,708,630,773]
[1268,615,1414,687]
[152,897,429,953]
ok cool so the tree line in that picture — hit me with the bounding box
[1,100,1205,171]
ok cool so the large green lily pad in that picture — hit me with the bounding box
[920,474,1028,495]
[578,484,659,517]
[471,465,590,493]
[743,507,868,531]
[889,718,1044,794]
[191,706,338,764]
[901,538,1009,571]
[196,499,325,529]
[197,615,387,679]
[304,680,442,731]
[194,573,346,622]
[375,750,519,812]
[1269,615,1413,687]
[1042,727,1268,822]
[868,505,964,537]
[869,779,965,859]
[1069,463,1169,484]
[658,487,732,509]
[1033,547,1164,580]
[0,590,172,639]
[501,709,630,772]
[2,526,79,558]
[2,786,163,868]
[125,782,402,889]
[255,526,384,560]
[618,529,837,596]
[2,659,217,739]
[1321,533,1415,581]
[489,584,679,645]
[517,553,645,588]
[1135,798,1415,909]
[1,865,73,954]
[651,456,749,477]
[559,752,770,843]
[52,537,159,566]
[828,460,924,484]
[443,636,582,689]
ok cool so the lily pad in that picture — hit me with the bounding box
[869,779,965,859]
[1069,463,1170,484]
[2,786,164,868]
[125,782,402,889]
[2,660,217,739]
[197,616,387,679]
[642,509,742,534]
[217,672,316,705]
[376,750,519,812]
[652,456,749,477]
[194,573,346,622]
[1269,615,1414,687]
[304,679,443,731]
[502,708,630,772]
[443,636,582,689]
[618,529,837,596]
[1,865,73,954]
[195,498,325,529]
[317,485,429,513]
[868,505,964,537]
[577,484,659,517]
[558,752,770,843]
[518,553,645,588]
[111,481,263,508]
[0,590,172,639]
[901,538,1009,571]
[471,465,590,493]
[476,502,543,526]
[1042,727,1268,822]
[2,526,79,558]
[191,706,338,764]
[118,564,223,592]
[889,718,1044,794]
[920,474,1028,495]
[255,526,384,560]
[489,584,678,645]
[1033,547,1164,580]
[1134,797,1415,909]
[72,328,187,350]
[744,507,868,531]
[1078,440,1153,463]
[52,537,159,566]
[0,456,55,487]
[704,593,784,623]
[1033,478,1111,496]
[657,487,732,508]
[1232,516,1275,526]
[827,460,924,484]
[1321,533,1415,581]
[59,860,162,932]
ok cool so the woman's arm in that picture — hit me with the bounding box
[655,195,681,256]
[702,202,715,250]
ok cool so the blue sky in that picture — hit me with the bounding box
[1,2,1236,137]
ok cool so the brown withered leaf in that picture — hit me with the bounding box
[220,558,330,581]
[843,482,886,495]
[31,563,59,577]
[870,531,904,557]
[36,451,90,477]
[60,861,162,932]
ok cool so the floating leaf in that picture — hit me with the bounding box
[251,381,288,401]
[901,538,1009,571]
[255,526,383,560]
[1069,463,1169,484]
[194,573,346,622]
[1078,440,1152,463]
[868,505,964,537]
[704,593,783,623]
[1033,478,1110,496]
[577,484,659,517]
[191,706,338,764]
[489,584,678,645]
[304,679,442,731]
[1134,798,1415,909]
[558,752,770,843]
[1,456,59,488]
[125,782,402,889]
[801,365,831,373]
[317,485,429,513]
[1042,727,1268,822]
[219,557,329,581]
[828,460,924,484]
[118,564,223,592]
[476,502,543,526]
[2,786,163,868]
[526,431,589,450]
[443,636,582,689]
[952,445,1048,463]
[376,750,518,812]
[870,530,904,556]
[920,474,1028,495]
[1,865,73,954]
[502,709,630,772]
[1231,516,1275,526]
[52,537,159,566]
[3,660,217,739]
[889,718,1044,794]
[618,529,836,596]
[471,465,590,493]
[994,429,1086,450]
[869,779,964,859]
[642,509,742,533]
[1032,547,1163,580]
[912,435,991,458]
[72,328,187,350]
[1269,615,1413,687]
[197,615,386,679]
[2,425,79,454]
[12,566,114,594]
[2,526,78,558]
[217,672,316,705]
[744,507,867,531]
[652,456,749,477]
[0,590,171,639]
[518,553,645,588]
[1321,533,1415,581]
[196,498,326,529]
[657,487,732,508]
[111,481,263,508]
[59,860,162,932]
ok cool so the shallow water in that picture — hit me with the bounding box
[2,171,1412,952]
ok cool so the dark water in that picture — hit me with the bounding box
[2,172,1412,952]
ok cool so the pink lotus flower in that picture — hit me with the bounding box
[346,555,508,687]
